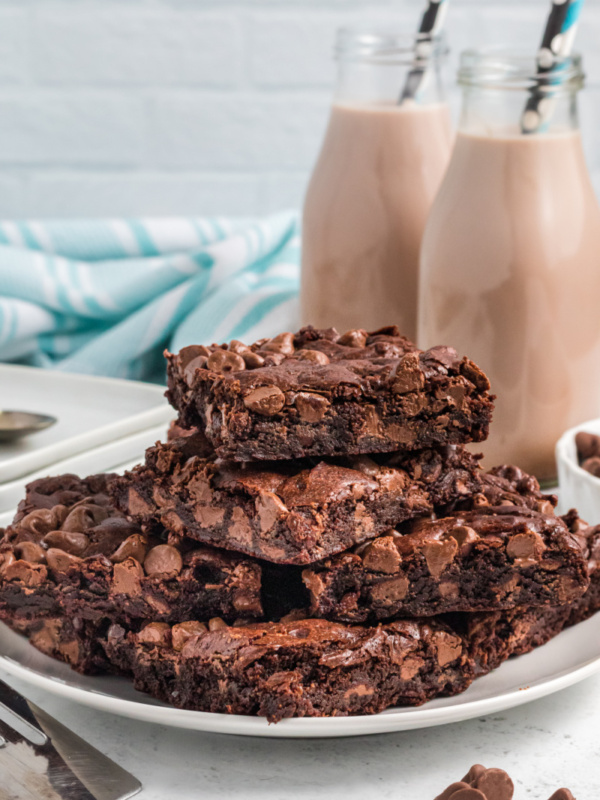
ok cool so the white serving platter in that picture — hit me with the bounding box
[1,613,600,739]
[0,364,172,484]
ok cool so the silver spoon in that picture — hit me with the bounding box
[0,410,57,442]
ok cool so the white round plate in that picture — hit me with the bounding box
[2,616,600,739]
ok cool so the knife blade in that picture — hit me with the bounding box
[0,678,141,800]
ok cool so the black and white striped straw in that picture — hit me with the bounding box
[400,0,449,104]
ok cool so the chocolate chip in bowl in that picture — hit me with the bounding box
[556,419,600,526]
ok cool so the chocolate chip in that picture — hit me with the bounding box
[243,385,285,416]
[362,537,401,574]
[506,531,545,566]
[371,576,409,603]
[183,355,208,386]
[242,351,265,369]
[137,622,171,647]
[110,534,148,564]
[391,352,424,394]
[428,346,459,369]
[0,551,15,573]
[473,767,514,800]
[261,332,295,355]
[43,530,90,556]
[4,560,47,586]
[582,456,600,477]
[460,358,491,391]
[423,538,458,579]
[14,541,46,563]
[62,503,108,532]
[448,525,479,552]
[255,491,288,533]
[144,544,183,576]
[461,766,486,784]
[228,339,249,354]
[262,352,286,367]
[446,790,486,800]
[433,632,462,666]
[208,617,228,631]
[179,344,210,369]
[338,329,367,348]
[295,349,330,365]
[112,558,144,596]
[576,431,600,461]
[46,548,82,572]
[434,783,472,800]
[172,621,208,651]
[294,392,330,423]
[18,507,67,537]
[547,791,576,800]
[206,349,246,374]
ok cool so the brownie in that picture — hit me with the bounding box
[111,435,482,564]
[165,326,494,462]
[1,613,111,674]
[446,464,557,515]
[103,615,472,722]
[0,473,264,627]
[461,513,600,675]
[302,506,589,622]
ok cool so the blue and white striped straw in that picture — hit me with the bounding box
[521,0,584,133]
[400,0,449,104]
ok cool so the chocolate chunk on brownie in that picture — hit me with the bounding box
[0,473,264,627]
[103,615,472,722]
[111,436,482,564]
[303,506,589,621]
[460,512,600,675]
[165,326,494,461]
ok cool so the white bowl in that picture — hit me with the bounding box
[556,417,600,524]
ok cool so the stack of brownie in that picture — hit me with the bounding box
[1,326,599,722]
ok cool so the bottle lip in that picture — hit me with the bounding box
[458,47,584,92]
[335,28,449,64]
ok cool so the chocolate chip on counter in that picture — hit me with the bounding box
[46,548,82,572]
[295,349,330,365]
[338,329,368,348]
[43,530,90,556]
[391,352,425,395]
[208,617,228,631]
[243,385,286,415]
[261,332,295,355]
[446,791,486,800]
[294,392,331,423]
[144,544,183,576]
[575,430,600,462]
[547,791,576,800]
[178,344,210,369]
[206,349,246,374]
[242,351,265,369]
[473,768,514,800]
[110,534,148,564]
[434,782,474,800]
[461,766,487,784]
[137,622,171,647]
[582,456,600,477]
[3,560,48,586]
[14,541,46,564]
[172,621,208,651]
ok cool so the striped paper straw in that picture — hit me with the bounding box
[400,0,449,104]
[521,0,584,133]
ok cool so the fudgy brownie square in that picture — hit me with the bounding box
[0,473,264,628]
[302,506,589,622]
[166,326,494,462]
[104,615,472,722]
[111,434,482,564]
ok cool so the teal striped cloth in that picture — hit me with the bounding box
[0,213,300,383]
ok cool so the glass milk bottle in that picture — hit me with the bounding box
[301,30,452,341]
[419,50,600,482]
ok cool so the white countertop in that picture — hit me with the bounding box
[2,666,597,799]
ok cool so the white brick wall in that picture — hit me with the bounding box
[0,0,597,218]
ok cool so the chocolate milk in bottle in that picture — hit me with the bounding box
[301,30,452,341]
[419,50,600,482]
